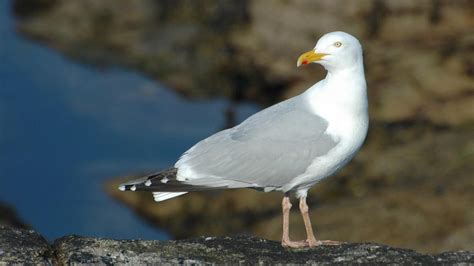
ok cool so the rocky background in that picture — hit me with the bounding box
[11,0,474,254]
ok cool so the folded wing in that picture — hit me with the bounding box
[176,95,339,190]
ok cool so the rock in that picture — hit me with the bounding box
[1,227,472,265]
[50,235,455,265]
[0,226,53,265]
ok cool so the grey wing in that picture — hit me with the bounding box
[175,95,338,189]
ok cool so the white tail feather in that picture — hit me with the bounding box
[152,192,188,202]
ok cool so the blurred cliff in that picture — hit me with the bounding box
[12,0,473,253]
[0,203,29,229]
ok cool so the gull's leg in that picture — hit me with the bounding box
[299,197,342,246]
[281,195,308,248]
[299,196,318,246]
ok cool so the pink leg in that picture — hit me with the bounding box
[281,196,308,248]
[299,197,318,246]
[299,197,342,247]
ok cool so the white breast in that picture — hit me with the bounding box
[283,74,369,195]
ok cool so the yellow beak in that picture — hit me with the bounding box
[297,50,329,67]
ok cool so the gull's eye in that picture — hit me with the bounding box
[334,41,342,47]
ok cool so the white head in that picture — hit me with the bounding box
[297,31,363,73]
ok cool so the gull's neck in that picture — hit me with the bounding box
[305,62,368,116]
[325,62,366,89]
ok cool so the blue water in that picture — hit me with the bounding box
[0,0,258,240]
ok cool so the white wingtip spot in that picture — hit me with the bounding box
[161,177,168,184]
[118,185,126,191]
[145,180,152,186]
[130,185,137,191]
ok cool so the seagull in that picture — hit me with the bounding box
[119,31,369,248]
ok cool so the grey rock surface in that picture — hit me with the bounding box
[0,226,53,265]
[1,226,473,265]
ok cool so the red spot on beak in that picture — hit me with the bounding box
[302,60,308,65]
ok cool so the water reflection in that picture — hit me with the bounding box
[0,0,258,240]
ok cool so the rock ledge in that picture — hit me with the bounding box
[1,226,472,265]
